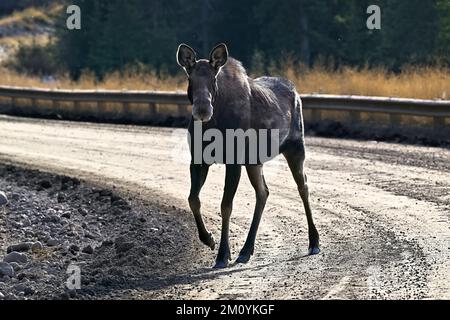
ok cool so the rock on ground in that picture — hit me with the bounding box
[0,262,14,278]
[3,252,28,264]
[0,164,186,300]
[0,191,7,206]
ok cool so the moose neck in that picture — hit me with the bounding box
[213,58,252,120]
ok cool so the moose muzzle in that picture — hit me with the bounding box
[192,96,213,122]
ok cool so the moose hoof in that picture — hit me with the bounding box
[213,260,229,269]
[236,254,251,264]
[200,232,215,251]
[308,247,321,255]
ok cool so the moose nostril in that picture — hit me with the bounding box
[193,103,213,122]
[196,115,210,122]
[193,111,212,122]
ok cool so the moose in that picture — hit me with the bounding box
[177,43,320,268]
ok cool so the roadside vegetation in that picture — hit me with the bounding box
[1,64,449,100]
[0,2,448,100]
[0,5,61,54]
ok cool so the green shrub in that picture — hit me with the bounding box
[6,41,58,76]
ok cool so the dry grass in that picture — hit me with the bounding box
[0,33,49,47]
[281,64,450,100]
[0,65,449,100]
[0,5,61,52]
[0,7,50,27]
[0,68,187,92]
[0,5,62,27]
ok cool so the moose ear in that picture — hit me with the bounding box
[177,44,197,72]
[209,43,228,70]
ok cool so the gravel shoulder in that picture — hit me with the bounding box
[0,164,200,300]
[0,115,449,300]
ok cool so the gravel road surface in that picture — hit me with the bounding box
[0,115,449,299]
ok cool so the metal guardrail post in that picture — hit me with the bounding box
[350,110,361,123]
[148,103,156,117]
[311,109,321,122]
[433,116,445,129]
[98,101,106,114]
[11,97,17,109]
[390,114,402,126]
[123,102,130,120]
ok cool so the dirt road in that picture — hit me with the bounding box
[0,115,449,300]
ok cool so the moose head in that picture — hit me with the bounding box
[177,43,228,122]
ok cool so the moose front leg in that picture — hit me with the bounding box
[188,164,215,250]
[236,165,269,264]
[214,165,242,269]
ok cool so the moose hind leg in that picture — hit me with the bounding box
[188,164,215,250]
[236,165,269,264]
[284,148,320,255]
[214,165,242,269]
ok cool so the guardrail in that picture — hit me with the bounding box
[0,85,449,137]
[0,86,190,104]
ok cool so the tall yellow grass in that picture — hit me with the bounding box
[283,64,450,100]
[0,68,187,92]
[0,7,52,27]
[0,65,448,100]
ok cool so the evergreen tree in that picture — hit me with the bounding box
[54,0,448,79]
[381,0,439,69]
[437,0,450,62]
